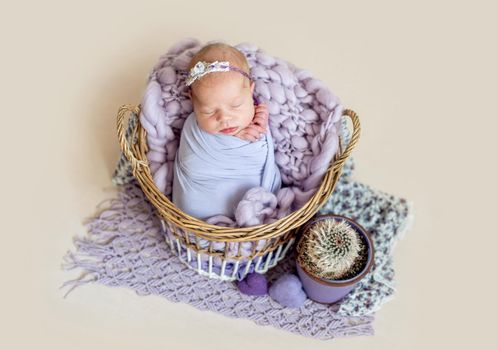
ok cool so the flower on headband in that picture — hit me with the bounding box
[191,61,206,76]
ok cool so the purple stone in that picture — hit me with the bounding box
[269,274,307,308]
[237,272,268,296]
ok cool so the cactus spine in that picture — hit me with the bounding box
[297,219,363,280]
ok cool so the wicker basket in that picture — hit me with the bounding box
[117,104,360,281]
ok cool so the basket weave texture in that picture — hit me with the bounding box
[117,104,360,280]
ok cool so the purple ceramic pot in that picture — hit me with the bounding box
[296,214,374,304]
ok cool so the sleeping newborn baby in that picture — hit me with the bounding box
[172,43,282,220]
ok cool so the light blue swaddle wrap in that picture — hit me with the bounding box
[172,112,282,220]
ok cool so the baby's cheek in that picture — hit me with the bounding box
[196,116,215,133]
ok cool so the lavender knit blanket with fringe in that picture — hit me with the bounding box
[62,162,413,339]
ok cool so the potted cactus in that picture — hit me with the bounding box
[295,214,374,304]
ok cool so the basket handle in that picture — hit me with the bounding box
[333,109,361,169]
[116,104,147,172]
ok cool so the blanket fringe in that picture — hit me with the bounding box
[61,182,156,298]
[61,250,100,298]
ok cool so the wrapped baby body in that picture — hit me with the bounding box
[172,112,282,220]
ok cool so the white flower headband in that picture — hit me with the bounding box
[185,60,252,86]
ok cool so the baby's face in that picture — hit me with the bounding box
[189,74,255,136]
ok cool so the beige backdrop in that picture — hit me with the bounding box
[1,0,495,349]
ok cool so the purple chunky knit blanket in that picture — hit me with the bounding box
[141,38,343,225]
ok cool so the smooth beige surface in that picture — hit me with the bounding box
[1,0,495,349]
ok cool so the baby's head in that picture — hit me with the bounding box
[186,43,255,136]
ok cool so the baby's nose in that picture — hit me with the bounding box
[216,112,231,122]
